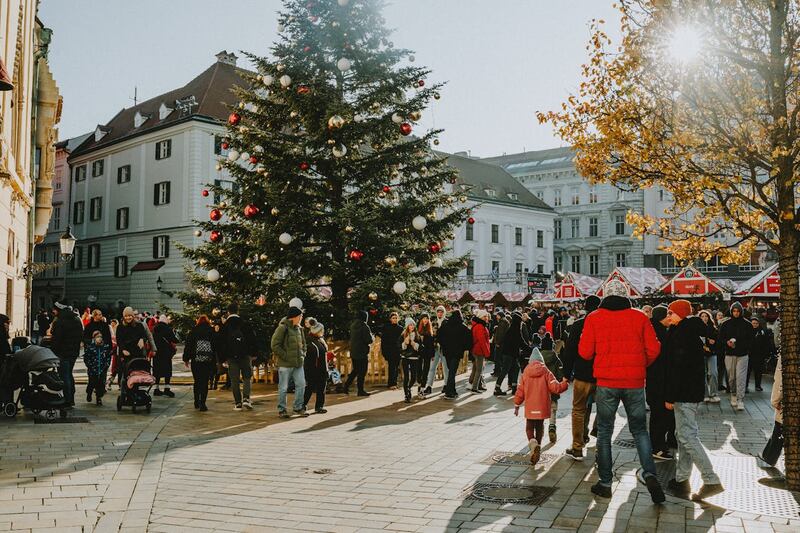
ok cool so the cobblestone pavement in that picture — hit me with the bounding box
[1,365,798,532]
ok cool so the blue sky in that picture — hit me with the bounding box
[40,0,620,158]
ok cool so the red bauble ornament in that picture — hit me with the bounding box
[201,190,209,197]
[228,112,241,126]
[210,230,222,243]
[468,217,475,225]
[400,122,412,136]
[244,204,260,218]
[221,142,229,150]
[382,185,391,193]
[299,162,310,171]
[249,155,258,164]
[428,242,441,254]
[369,308,378,316]
[417,80,425,87]
[210,209,222,221]
[303,46,311,53]
[349,249,364,261]
[297,85,311,95]
[309,15,318,23]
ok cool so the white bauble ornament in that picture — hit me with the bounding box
[279,232,293,245]
[254,145,264,153]
[227,150,240,161]
[279,75,292,88]
[412,215,428,231]
[337,58,352,72]
[338,0,349,5]
[409,54,415,62]
[193,230,202,237]
[290,110,299,118]
[432,257,443,268]
[353,114,364,123]
[277,24,285,32]
[332,144,347,158]
[240,152,250,161]
[289,297,304,309]
[393,281,407,295]
[207,269,220,282]
[262,74,274,86]
[215,163,222,171]
[391,112,404,124]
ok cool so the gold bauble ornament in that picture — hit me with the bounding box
[290,110,299,118]
[327,139,336,145]
[271,207,280,216]
[433,92,441,100]
[215,163,223,171]
[409,111,422,121]
[218,249,226,256]
[433,139,440,146]
[459,195,467,202]
[245,258,253,265]
[239,126,249,134]
[199,258,207,266]
[345,225,354,232]
[327,114,346,129]
[385,255,398,266]
[238,102,245,109]
[368,292,378,301]
[378,191,386,199]
[259,253,269,261]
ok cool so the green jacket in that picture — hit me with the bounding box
[271,318,306,368]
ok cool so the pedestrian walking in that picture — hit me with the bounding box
[381,312,403,390]
[469,309,491,393]
[183,315,217,411]
[416,314,435,398]
[438,309,471,399]
[50,303,84,408]
[303,317,328,414]
[538,333,564,443]
[748,317,775,392]
[222,303,257,411]
[152,315,179,398]
[494,312,524,396]
[698,310,721,402]
[647,305,676,460]
[271,306,307,417]
[759,354,784,466]
[400,318,420,403]
[561,295,600,461]
[492,312,511,389]
[424,306,449,394]
[34,309,50,344]
[718,302,754,411]
[82,309,112,405]
[514,349,569,465]
[715,310,729,392]
[663,300,724,500]
[344,311,373,396]
[579,280,665,503]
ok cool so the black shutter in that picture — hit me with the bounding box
[165,182,171,204]
[166,140,172,158]
[155,142,160,160]
[153,237,158,258]
[164,236,170,258]
[154,183,159,205]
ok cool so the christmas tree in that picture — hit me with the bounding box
[179,0,469,339]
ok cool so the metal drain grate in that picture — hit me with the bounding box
[34,417,89,424]
[483,451,557,467]
[613,438,637,448]
[463,482,556,505]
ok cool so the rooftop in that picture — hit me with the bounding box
[482,146,576,174]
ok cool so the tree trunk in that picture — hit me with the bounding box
[777,238,800,490]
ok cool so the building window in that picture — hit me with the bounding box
[214,135,229,156]
[659,189,664,201]
[213,179,238,204]
[491,260,500,278]
[466,259,474,280]
[73,201,85,224]
[88,244,101,269]
[54,170,62,191]
[554,255,563,274]
[589,254,599,275]
[589,217,598,237]
[535,190,544,200]
[114,256,128,278]
[515,227,522,246]
[536,230,544,248]
[154,181,171,205]
[553,189,562,206]
[698,255,725,273]
[465,223,474,241]
[51,248,61,277]
[74,165,87,182]
[571,218,580,238]
[91,159,104,177]
[616,253,627,267]
[90,197,103,221]
[615,214,625,235]
[491,224,499,244]
[571,186,580,205]
[116,208,129,230]
[507,192,518,201]
[5,279,12,318]
[117,165,131,184]
[70,246,83,270]
[6,230,14,265]
[616,188,624,201]
[571,255,581,273]
[484,188,496,198]
[515,263,524,278]
[554,219,562,240]
[153,235,170,259]
[155,139,172,160]
[589,187,598,204]
[537,264,544,274]
[51,206,61,231]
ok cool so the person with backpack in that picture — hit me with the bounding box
[271,306,308,417]
[183,315,218,411]
[303,317,328,414]
[344,311,373,396]
[221,303,256,411]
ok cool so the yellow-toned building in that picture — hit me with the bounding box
[0,0,61,337]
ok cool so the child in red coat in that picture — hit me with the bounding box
[514,349,569,464]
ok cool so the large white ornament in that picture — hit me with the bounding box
[432,257,443,268]
[391,112,404,124]
[332,144,347,158]
[289,297,303,309]
[279,232,293,245]
[207,269,220,282]
[254,145,264,153]
[277,24,285,32]
[337,58,352,72]
[240,152,250,161]
[262,74,274,86]
[393,281,407,295]
[412,215,428,231]
[279,75,292,88]
[227,150,240,161]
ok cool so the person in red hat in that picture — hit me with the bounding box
[663,300,724,501]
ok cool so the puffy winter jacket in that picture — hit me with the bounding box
[578,296,660,389]
[471,318,491,357]
[513,360,568,420]
[271,318,307,368]
[50,312,84,361]
[717,303,754,357]
[663,316,707,404]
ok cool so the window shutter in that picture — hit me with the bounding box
[164,236,170,258]
[166,140,172,158]
[165,182,171,204]
[155,143,160,160]
[154,183,159,205]
[153,237,158,258]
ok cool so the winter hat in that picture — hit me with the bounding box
[159,314,168,323]
[651,305,668,323]
[541,334,554,351]
[698,309,714,322]
[730,301,744,315]
[287,306,303,319]
[529,347,545,364]
[0,314,9,326]
[475,309,490,322]
[122,307,135,317]
[404,317,416,329]
[531,333,542,347]
[584,295,601,313]
[435,305,446,313]
[668,300,692,320]
[603,279,629,298]
[307,317,325,337]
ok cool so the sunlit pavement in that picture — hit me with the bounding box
[1,367,797,532]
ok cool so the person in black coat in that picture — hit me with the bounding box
[494,312,524,396]
[647,306,676,459]
[182,315,218,411]
[50,305,84,407]
[303,318,329,413]
[380,312,403,389]
[718,302,755,408]
[748,317,775,392]
[438,309,471,399]
[663,300,723,500]
[152,315,179,397]
[345,311,373,396]
[416,313,436,396]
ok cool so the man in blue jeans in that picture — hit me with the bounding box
[49,304,83,408]
[271,306,307,418]
[579,280,665,503]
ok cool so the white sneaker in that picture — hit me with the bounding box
[709,396,721,403]
[703,397,711,403]
[528,438,539,453]
[730,395,737,407]
[242,399,253,410]
[736,402,745,411]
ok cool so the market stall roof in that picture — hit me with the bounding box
[735,264,780,298]
[472,291,497,302]
[660,266,728,297]
[503,292,531,303]
[440,289,474,303]
[596,267,667,298]
[554,272,603,300]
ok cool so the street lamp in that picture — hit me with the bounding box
[156,276,174,297]
[20,226,77,279]
[59,226,76,259]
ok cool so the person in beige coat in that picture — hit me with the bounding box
[759,355,783,466]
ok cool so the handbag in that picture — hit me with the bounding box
[760,422,784,466]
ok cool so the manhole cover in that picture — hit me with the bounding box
[613,438,637,448]
[463,482,555,505]
[34,417,89,424]
[485,451,556,467]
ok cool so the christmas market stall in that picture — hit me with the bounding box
[659,266,729,298]
[735,264,780,300]
[595,267,667,298]
[554,272,603,301]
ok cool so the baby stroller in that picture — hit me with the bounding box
[326,350,342,393]
[0,345,67,419]
[117,357,155,413]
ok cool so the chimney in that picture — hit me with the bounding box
[215,50,238,66]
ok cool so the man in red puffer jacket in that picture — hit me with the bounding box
[579,280,664,503]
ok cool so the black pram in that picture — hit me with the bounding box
[116,357,154,413]
[0,345,66,419]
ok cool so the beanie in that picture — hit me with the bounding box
[603,279,629,298]
[404,317,416,329]
[307,317,324,336]
[668,299,692,320]
[651,305,668,323]
[287,306,302,319]
[584,295,601,313]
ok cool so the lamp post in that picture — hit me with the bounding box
[156,276,174,298]
[21,225,77,279]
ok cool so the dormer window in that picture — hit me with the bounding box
[94,125,109,142]
[159,102,173,120]
[484,188,496,198]
[134,111,150,128]
[507,192,518,201]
